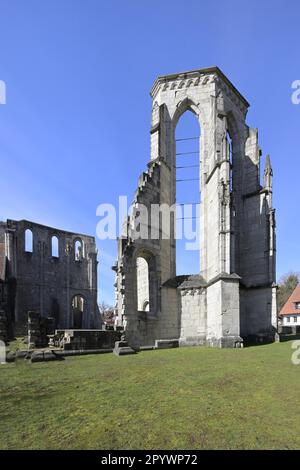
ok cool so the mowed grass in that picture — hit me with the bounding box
[0,341,299,450]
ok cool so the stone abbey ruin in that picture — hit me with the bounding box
[0,67,277,353]
[114,66,277,349]
[0,219,101,344]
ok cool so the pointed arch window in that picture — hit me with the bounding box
[175,109,201,275]
[137,257,150,312]
[74,239,83,261]
[136,250,159,315]
[226,131,233,192]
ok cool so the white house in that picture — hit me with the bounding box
[280,284,300,326]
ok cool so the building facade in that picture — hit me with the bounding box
[280,284,300,326]
[0,219,100,336]
[114,67,277,348]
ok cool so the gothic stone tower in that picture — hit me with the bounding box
[114,67,277,348]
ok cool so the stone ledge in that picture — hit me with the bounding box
[179,336,206,347]
[113,340,136,356]
[206,335,243,348]
[155,339,179,349]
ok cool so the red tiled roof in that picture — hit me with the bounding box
[280,284,300,316]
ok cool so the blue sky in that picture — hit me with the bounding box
[0,0,299,304]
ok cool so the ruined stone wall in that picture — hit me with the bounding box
[240,286,277,340]
[0,233,8,316]
[115,67,277,348]
[0,225,15,339]
[179,288,206,346]
[0,310,8,344]
[114,159,181,347]
[0,219,100,333]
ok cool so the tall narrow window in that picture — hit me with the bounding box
[226,131,233,191]
[175,110,200,275]
[25,229,33,253]
[227,130,235,273]
[75,239,83,261]
[72,295,84,328]
[136,257,150,311]
[51,236,59,258]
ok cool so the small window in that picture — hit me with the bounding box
[51,236,59,258]
[287,317,291,323]
[294,316,297,323]
[75,239,83,261]
[25,229,33,253]
[295,302,300,310]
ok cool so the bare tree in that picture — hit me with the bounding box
[98,302,114,325]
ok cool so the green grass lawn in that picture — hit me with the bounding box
[0,341,299,450]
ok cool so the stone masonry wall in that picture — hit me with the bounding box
[115,67,277,348]
[0,219,101,334]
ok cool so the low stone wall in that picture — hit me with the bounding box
[242,333,276,347]
[0,310,8,344]
[28,311,54,348]
[54,329,121,351]
[277,325,300,343]
[28,311,41,348]
[279,325,300,335]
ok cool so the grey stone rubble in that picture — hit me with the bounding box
[113,340,136,356]
[28,311,49,348]
[53,329,121,351]
[113,333,136,355]
[30,350,65,363]
[5,348,113,363]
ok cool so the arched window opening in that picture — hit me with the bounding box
[136,257,150,312]
[25,229,33,253]
[175,110,200,275]
[74,239,83,261]
[226,131,233,192]
[72,295,84,329]
[226,130,235,273]
[51,236,59,258]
